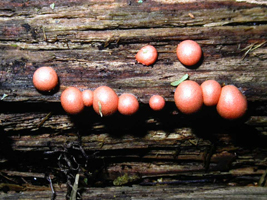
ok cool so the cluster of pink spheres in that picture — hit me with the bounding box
[32,67,165,116]
[175,80,247,119]
[32,40,247,119]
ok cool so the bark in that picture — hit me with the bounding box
[1,185,267,200]
[0,0,266,102]
[0,0,267,199]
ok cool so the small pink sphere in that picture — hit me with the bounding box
[61,87,84,115]
[93,86,118,116]
[33,67,58,92]
[217,85,247,120]
[82,90,94,107]
[135,45,158,66]
[118,93,139,115]
[149,95,165,111]
[176,40,202,66]
[201,80,221,106]
[174,80,203,114]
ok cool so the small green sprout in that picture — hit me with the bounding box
[70,174,79,200]
[98,101,103,117]
[142,49,148,54]
[83,178,88,185]
[1,94,8,100]
[171,74,189,86]
[50,3,55,10]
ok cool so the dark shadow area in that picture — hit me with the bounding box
[247,101,267,116]
[69,101,214,139]
[69,102,172,138]
[38,98,266,151]
[0,127,15,163]
[1,99,266,189]
[0,101,64,114]
[191,112,266,148]
[1,100,265,142]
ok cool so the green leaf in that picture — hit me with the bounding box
[171,74,189,86]
[83,178,88,185]
[98,101,103,117]
[70,174,79,200]
[1,94,8,100]
[50,3,55,10]
[142,49,148,54]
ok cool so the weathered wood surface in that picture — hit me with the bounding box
[0,0,266,102]
[0,0,267,199]
[1,185,267,200]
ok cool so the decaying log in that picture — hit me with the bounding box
[0,0,266,102]
[0,0,267,199]
[1,185,267,200]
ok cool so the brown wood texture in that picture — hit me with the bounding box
[1,185,267,200]
[0,0,267,199]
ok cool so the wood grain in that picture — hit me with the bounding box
[0,0,267,198]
